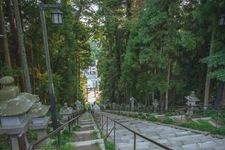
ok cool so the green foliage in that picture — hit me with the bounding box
[72,125,81,131]
[104,140,115,150]
[61,129,73,143]
[180,120,214,131]
[137,113,159,122]
[145,113,159,122]
[27,129,38,141]
[0,135,10,150]
[11,0,92,105]
[213,127,225,136]
[91,131,98,139]
[204,108,225,125]
[202,50,225,81]
[180,120,225,136]
[161,117,175,124]
[41,144,74,150]
[60,144,74,150]
[0,66,21,79]
[36,72,62,103]
[41,144,55,150]
[50,129,73,148]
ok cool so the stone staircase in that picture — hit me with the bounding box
[98,112,225,150]
[68,112,105,150]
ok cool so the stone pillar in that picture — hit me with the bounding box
[11,135,19,150]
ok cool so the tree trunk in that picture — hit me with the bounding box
[160,93,165,114]
[0,0,11,67]
[165,60,172,111]
[215,81,224,110]
[6,0,19,66]
[12,0,32,93]
[222,85,225,106]
[203,15,216,110]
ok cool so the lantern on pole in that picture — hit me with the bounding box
[51,9,63,24]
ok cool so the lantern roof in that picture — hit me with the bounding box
[0,93,37,116]
[30,100,50,118]
[185,91,200,102]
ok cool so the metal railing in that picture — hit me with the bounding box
[17,111,83,150]
[94,112,172,150]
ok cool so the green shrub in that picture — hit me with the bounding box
[72,125,81,131]
[27,129,38,141]
[0,135,10,150]
[213,127,225,135]
[137,113,146,119]
[180,120,225,136]
[146,115,159,122]
[104,140,115,150]
[60,144,74,150]
[180,120,214,131]
[162,117,175,124]
[41,144,74,150]
[91,131,98,138]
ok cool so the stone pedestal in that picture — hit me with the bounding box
[30,116,50,145]
[30,101,50,146]
[0,116,30,150]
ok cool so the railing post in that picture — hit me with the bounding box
[69,122,71,133]
[57,132,61,149]
[106,116,108,135]
[113,121,116,144]
[101,114,103,129]
[18,133,26,150]
[76,117,79,125]
[68,116,71,133]
[134,133,136,150]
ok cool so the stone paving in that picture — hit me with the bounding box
[69,112,105,150]
[95,112,225,150]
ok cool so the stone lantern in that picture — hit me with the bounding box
[59,103,74,123]
[152,99,159,113]
[185,91,200,117]
[29,100,50,145]
[130,97,135,111]
[75,100,82,111]
[0,76,37,150]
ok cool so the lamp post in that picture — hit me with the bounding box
[39,2,62,130]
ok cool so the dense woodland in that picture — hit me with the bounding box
[0,0,225,113]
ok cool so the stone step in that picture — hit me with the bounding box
[69,112,106,149]
[74,129,99,134]
[98,112,225,150]
[80,123,95,127]
[69,139,105,150]
[213,145,225,150]
[182,143,201,150]
[198,141,217,149]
